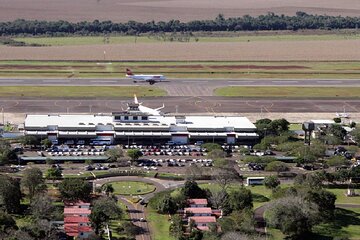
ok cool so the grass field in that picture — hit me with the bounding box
[14,34,360,46]
[215,86,360,98]
[107,181,156,195]
[2,40,360,61]
[148,208,173,240]
[0,86,166,98]
[1,60,360,79]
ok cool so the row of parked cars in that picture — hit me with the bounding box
[137,158,214,169]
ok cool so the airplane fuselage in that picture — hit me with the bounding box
[126,74,166,84]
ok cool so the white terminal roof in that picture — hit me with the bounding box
[25,114,256,130]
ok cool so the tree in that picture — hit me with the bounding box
[105,147,124,162]
[101,183,114,197]
[326,156,349,167]
[59,178,92,201]
[333,117,341,124]
[266,196,320,237]
[127,149,142,165]
[0,211,17,238]
[305,189,336,220]
[264,176,280,192]
[351,126,360,146]
[229,187,253,211]
[208,149,225,160]
[45,167,62,181]
[157,194,177,214]
[264,161,289,173]
[328,124,347,140]
[212,167,236,191]
[294,173,323,190]
[202,143,222,152]
[181,180,207,199]
[221,232,265,240]
[21,167,45,200]
[209,189,231,215]
[0,175,22,214]
[40,139,52,149]
[89,197,123,235]
[185,164,203,180]
[231,208,256,233]
[169,215,183,239]
[20,136,39,148]
[30,194,55,220]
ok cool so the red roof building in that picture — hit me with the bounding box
[64,208,91,216]
[64,202,93,239]
[187,199,208,207]
[184,207,212,216]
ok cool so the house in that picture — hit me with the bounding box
[64,201,93,239]
[187,199,208,208]
[189,216,217,231]
[184,208,212,217]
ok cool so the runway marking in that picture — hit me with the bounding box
[90,80,117,83]
[0,80,24,83]
[343,102,359,113]
[183,80,208,83]
[42,80,71,83]
[228,80,255,83]
[271,81,299,83]
[317,80,343,83]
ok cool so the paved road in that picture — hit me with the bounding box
[93,176,184,240]
[1,97,360,114]
[1,78,360,96]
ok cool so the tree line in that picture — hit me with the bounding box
[1,12,360,36]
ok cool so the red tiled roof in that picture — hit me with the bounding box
[188,199,208,205]
[184,208,212,214]
[64,208,91,215]
[189,216,216,223]
[64,216,90,223]
[65,224,93,236]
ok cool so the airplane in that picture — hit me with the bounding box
[134,95,164,115]
[125,68,166,85]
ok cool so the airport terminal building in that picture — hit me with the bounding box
[24,98,258,145]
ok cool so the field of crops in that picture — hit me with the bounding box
[1,0,360,22]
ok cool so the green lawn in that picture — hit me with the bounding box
[289,123,303,131]
[215,86,360,98]
[0,86,166,98]
[147,208,173,240]
[326,188,360,205]
[313,208,360,240]
[109,181,156,195]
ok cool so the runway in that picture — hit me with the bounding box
[1,77,359,96]
[1,97,360,114]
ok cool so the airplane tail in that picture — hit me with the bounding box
[134,94,138,104]
[126,68,133,76]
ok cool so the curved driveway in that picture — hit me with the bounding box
[93,176,184,240]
